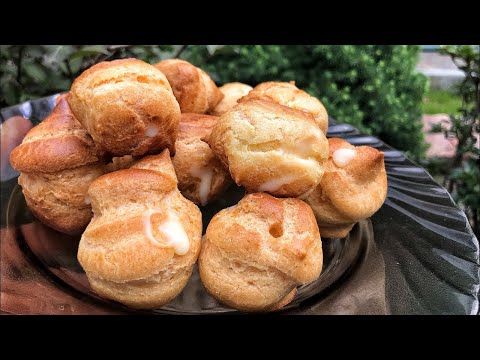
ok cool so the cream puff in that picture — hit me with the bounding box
[239,81,328,134]
[68,58,180,156]
[77,150,202,309]
[207,99,329,197]
[154,59,223,114]
[210,82,253,116]
[199,193,323,312]
[304,138,387,238]
[104,155,136,173]
[172,113,232,206]
[9,97,106,235]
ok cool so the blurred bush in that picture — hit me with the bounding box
[0,45,175,106]
[185,45,428,158]
[0,45,428,158]
[427,45,479,236]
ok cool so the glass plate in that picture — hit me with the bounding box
[1,95,479,315]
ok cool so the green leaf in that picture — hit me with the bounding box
[69,45,110,60]
[24,62,47,82]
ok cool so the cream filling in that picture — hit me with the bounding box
[332,148,356,167]
[191,167,213,206]
[258,174,299,193]
[144,209,189,255]
[146,125,159,137]
[274,149,317,167]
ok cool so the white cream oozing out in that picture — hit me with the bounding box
[258,174,299,193]
[274,149,317,167]
[191,167,213,206]
[143,209,190,255]
[332,148,356,167]
[273,134,319,166]
[146,124,159,137]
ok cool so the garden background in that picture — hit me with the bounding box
[1,45,478,235]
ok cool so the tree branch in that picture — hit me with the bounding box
[16,46,25,85]
[173,45,188,59]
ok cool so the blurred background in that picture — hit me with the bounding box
[0,45,478,235]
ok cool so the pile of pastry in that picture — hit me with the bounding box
[10,58,387,312]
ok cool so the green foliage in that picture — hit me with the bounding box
[422,89,462,115]
[450,150,480,212]
[182,45,428,158]
[429,45,479,235]
[0,45,175,107]
[1,45,428,158]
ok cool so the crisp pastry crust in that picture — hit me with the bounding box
[210,82,253,116]
[154,59,223,114]
[199,193,323,312]
[10,98,106,235]
[304,138,387,238]
[239,81,328,134]
[207,99,329,197]
[104,155,136,173]
[172,113,232,206]
[68,58,180,156]
[10,97,104,173]
[77,150,202,309]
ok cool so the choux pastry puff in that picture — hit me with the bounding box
[210,82,253,116]
[304,138,387,238]
[77,150,202,309]
[199,193,323,312]
[239,81,329,135]
[207,99,329,197]
[154,59,223,114]
[9,97,106,235]
[68,58,180,156]
[172,113,232,206]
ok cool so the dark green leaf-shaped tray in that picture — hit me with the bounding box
[1,95,478,314]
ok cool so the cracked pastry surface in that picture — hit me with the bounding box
[172,113,232,206]
[198,193,323,312]
[77,150,202,309]
[68,58,180,156]
[239,81,328,134]
[304,137,387,238]
[154,59,223,114]
[9,97,106,235]
[207,99,329,197]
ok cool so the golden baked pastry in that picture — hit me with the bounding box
[239,81,328,134]
[55,92,69,104]
[9,98,106,235]
[207,99,329,197]
[104,155,136,173]
[172,113,232,206]
[154,59,223,114]
[199,193,323,312]
[210,82,253,116]
[68,58,180,156]
[77,150,202,309]
[304,138,387,238]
